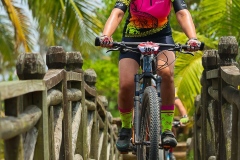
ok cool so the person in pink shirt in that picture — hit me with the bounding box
[98,0,200,152]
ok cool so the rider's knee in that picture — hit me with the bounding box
[119,83,134,94]
[157,70,174,81]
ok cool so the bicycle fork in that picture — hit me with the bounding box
[133,74,141,145]
[133,74,162,141]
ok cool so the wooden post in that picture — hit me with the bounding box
[218,36,238,160]
[46,46,67,70]
[47,46,74,160]
[4,97,24,160]
[75,74,87,159]
[15,52,48,160]
[66,51,84,159]
[16,53,46,80]
[64,51,84,158]
[100,100,109,160]
[193,95,201,160]
[66,51,83,73]
[201,49,219,160]
[84,69,98,159]
[218,36,238,66]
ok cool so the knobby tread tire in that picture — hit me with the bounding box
[138,86,160,160]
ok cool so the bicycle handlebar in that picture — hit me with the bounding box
[95,37,205,52]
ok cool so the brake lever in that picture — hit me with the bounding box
[106,47,121,53]
[180,51,194,56]
[106,47,139,54]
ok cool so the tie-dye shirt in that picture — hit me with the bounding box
[114,0,187,37]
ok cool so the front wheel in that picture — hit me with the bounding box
[137,86,160,160]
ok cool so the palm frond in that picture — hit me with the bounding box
[174,52,203,115]
[0,14,15,61]
[63,1,103,49]
[27,0,103,58]
[198,0,240,43]
[2,0,34,52]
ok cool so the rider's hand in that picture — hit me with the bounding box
[99,35,113,48]
[180,115,189,125]
[185,38,201,51]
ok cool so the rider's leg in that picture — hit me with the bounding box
[157,50,177,147]
[116,58,139,151]
[118,58,139,127]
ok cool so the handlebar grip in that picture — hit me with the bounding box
[95,37,101,46]
[182,42,205,51]
[199,42,205,50]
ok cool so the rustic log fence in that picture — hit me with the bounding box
[0,46,120,160]
[194,36,240,160]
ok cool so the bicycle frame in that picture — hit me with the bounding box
[133,54,161,145]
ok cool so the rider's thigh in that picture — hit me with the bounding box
[119,58,139,90]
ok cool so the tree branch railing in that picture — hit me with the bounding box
[0,46,120,160]
[194,36,240,160]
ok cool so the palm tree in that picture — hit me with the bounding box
[0,0,104,80]
[0,0,34,80]
[27,0,103,57]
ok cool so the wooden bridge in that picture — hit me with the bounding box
[0,36,239,160]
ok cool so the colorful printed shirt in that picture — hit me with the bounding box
[114,0,187,37]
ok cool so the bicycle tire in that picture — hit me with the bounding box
[137,86,160,160]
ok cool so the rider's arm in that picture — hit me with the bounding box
[172,0,197,39]
[174,98,187,117]
[175,97,189,124]
[175,9,197,39]
[102,8,125,37]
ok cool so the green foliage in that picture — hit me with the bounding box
[173,30,217,115]
[26,0,104,58]
[0,0,104,66]
[0,15,15,63]
[0,1,28,78]
[197,0,240,45]
[174,52,203,115]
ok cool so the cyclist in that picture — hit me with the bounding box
[98,0,201,152]
[170,96,189,160]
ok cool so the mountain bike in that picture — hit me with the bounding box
[95,37,204,160]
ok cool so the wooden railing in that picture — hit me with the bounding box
[194,36,240,160]
[0,46,120,160]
